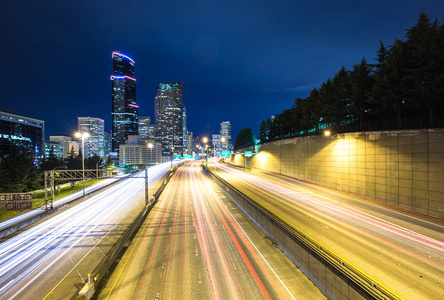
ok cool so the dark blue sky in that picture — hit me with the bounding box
[1,1,444,140]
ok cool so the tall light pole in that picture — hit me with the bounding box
[145,143,153,205]
[203,137,208,163]
[75,131,89,197]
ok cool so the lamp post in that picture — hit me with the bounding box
[203,137,208,163]
[145,143,153,205]
[75,131,89,197]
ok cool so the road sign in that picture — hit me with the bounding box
[244,151,253,157]
[222,150,230,157]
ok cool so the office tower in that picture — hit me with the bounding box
[103,132,111,157]
[220,121,231,150]
[154,82,184,160]
[183,107,187,154]
[111,51,138,152]
[186,131,193,155]
[78,117,105,157]
[0,111,44,165]
[119,135,162,166]
[139,116,155,143]
[45,140,64,159]
[212,134,221,156]
[50,135,72,159]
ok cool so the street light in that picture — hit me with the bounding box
[75,131,89,197]
[203,137,208,163]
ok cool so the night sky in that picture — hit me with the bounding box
[1,1,444,140]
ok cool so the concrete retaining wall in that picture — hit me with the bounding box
[231,129,444,219]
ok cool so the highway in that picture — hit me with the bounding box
[0,162,175,300]
[0,176,124,234]
[98,162,325,300]
[211,160,444,299]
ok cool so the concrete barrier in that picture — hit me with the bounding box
[231,129,444,219]
[79,164,181,300]
[202,165,399,300]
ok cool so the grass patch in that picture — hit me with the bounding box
[0,180,103,221]
[0,210,18,220]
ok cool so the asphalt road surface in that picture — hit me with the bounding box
[98,161,325,300]
[0,163,174,300]
[212,160,444,299]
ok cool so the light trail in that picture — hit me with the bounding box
[100,162,309,300]
[0,162,176,300]
[214,161,444,299]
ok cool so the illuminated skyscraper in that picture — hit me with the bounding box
[111,52,138,152]
[154,82,183,160]
[139,116,155,143]
[183,107,187,154]
[78,117,105,157]
[220,121,231,150]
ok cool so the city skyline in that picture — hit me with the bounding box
[1,2,444,140]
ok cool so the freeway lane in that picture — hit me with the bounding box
[99,162,325,300]
[0,176,125,234]
[0,162,175,300]
[212,161,444,299]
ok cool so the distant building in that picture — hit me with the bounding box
[186,131,193,155]
[0,111,45,165]
[119,135,162,166]
[68,141,81,156]
[139,116,155,143]
[103,132,111,157]
[183,107,187,154]
[111,51,138,152]
[44,140,64,159]
[78,117,105,157]
[220,121,231,150]
[154,82,184,160]
[50,135,72,159]
[212,134,221,156]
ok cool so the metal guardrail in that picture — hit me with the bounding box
[203,165,399,300]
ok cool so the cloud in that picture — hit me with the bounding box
[266,83,318,93]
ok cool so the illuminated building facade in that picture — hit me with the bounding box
[111,52,138,152]
[138,116,155,143]
[78,117,105,157]
[154,82,184,160]
[183,107,187,154]
[49,135,72,159]
[0,111,44,165]
[220,121,231,150]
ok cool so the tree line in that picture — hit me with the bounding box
[258,12,444,144]
[0,146,106,193]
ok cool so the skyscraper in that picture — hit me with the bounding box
[139,116,155,143]
[183,106,187,154]
[154,82,184,160]
[220,121,231,150]
[78,117,105,157]
[111,51,138,152]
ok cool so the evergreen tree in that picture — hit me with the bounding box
[0,151,41,192]
[40,147,65,171]
[405,12,441,126]
[67,146,82,170]
[258,119,269,143]
[348,58,375,129]
[233,127,255,150]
